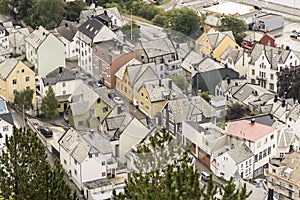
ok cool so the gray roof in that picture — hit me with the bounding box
[220,46,243,64]
[249,43,291,70]
[204,15,222,27]
[243,32,264,42]
[94,87,115,107]
[126,62,159,89]
[206,29,235,49]
[43,67,76,86]
[168,96,216,123]
[181,50,204,73]
[143,78,183,102]
[9,28,30,49]
[227,143,254,164]
[233,83,274,102]
[59,128,112,164]
[277,128,294,148]
[25,26,50,49]
[140,38,176,58]
[0,113,13,125]
[0,58,19,80]
[56,21,78,42]
[78,18,104,39]
[195,56,224,72]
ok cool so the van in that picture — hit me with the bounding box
[40,127,53,138]
[201,172,210,181]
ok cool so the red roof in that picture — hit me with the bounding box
[226,120,276,142]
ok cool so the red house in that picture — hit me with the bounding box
[241,32,275,50]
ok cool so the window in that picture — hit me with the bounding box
[26,86,30,90]
[146,96,148,100]
[95,153,98,157]
[146,105,149,110]
[74,169,77,175]
[63,90,66,95]
[140,101,144,106]
[102,161,105,166]
[21,69,24,73]
[265,138,268,144]
[270,74,274,80]
[268,147,271,155]
[74,159,77,165]
[12,79,17,84]
[103,107,108,112]
[89,154,92,158]
[271,134,274,140]
[102,172,106,177]
[252,69,255,75]
[62,82,66,87]
[16,70,19,74]
[269,83,274,90]
[97,98,101,104]
[78,120,84,126]
[272,169,276,173]
[13,89,17,94]
[64,159,67,164]
[3,126,8,131]
[141,93,144,97]
[115,144,119,157]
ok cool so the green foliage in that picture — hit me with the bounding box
[221,15,247,44]
[0,127,78,200]
[0,0,10,15]
[41,85,59,119]
[166,75,189,95]
[14,88,34,111]
[106,2,124,13]
[131,1,161,21]
[225,103,251,120]
[277,66,300,102]
[219,177,252,200]
[199,91,211,103]
[121,21,140,43]
[65,0,86,21]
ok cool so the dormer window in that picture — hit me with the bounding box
[90,27,94,31]
[86,24,90,29]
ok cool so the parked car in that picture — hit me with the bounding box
[113,96,124,105]
[201,171,210,182]
[290,32,300,40]
[40,127,53,138]
[203,3,210,8]
[108,93,116,99]
[213,0,219,5]
[253,5,262,10]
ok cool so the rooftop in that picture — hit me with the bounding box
[0,58,19,80]
[25,26,49,49]
[204,2,254,16]
[78,18,104,39]
[140,38,176,58]
[226,120,277,142]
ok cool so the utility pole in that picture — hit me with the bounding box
[130,9,133,41]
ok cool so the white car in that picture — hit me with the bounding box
[113,97,124,105]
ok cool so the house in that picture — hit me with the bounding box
[180,50,204,84]
[162,96,216,140]
[275,125,299,159]
[225,119,277,176]
[220,46,248,77]
[253,13,284,32]
[232,83,275,111]
[135,38,181,78]
[55,20,79,60]
[9,28,30,55]
[192,59,239,95]
[241,32,275,50]
[195,29,241,61]
[41,67,83,114]
[248,43,300,92]
[92,39,135,88]
[79,6,124,29]
[115,60,159,105]
[68,82,113,130]
[77,18,117,76]
[0,99,13,150]
[214,78,247,98]
[211,143,254,181]
[25,26,65,77]
[118,118,150,163]
[0,24,9,50]
[0,46,11,62]
[137,78,183,118]
[266,152,300,200]
[59,128,118,191]
[0,58,36,105]
[203,15,222,33]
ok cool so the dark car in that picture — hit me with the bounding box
[253,5,262,10]
[40,127,53,138]
[290,32,300,39]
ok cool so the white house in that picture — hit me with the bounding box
[77,18,116,76]
[0,99,13,150]
[25,26,65,77]
[211,143,254,181]
[59,128,118,191]
[0,24,9,50]
[55,20,79,60]
[248,43,300,92]
[225,119,278,177]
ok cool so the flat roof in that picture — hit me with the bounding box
[226,120,276,142]
[204,2,254,16]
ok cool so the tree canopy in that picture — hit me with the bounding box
[221,15,247,44]
[41,85,59,119]
[277,66,300,102]
[13,88,34,111]
[225,103,251,121]
[0,127,78,200]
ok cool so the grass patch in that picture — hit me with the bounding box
[158,0,171,6]
[123,14,154,25]
[284,17,299,23]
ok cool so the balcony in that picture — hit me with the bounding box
[107,158,117,170]
[256,76,267,81]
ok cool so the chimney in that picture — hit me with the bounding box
[117,105,122,114]
[59,66,63,73]
[168,80,172,90]
[282,99,286,107]
[65,23,68,28]
[104,10,108,15]
[274,95,278,102]
[159,79,162,87]
[250,118,255,125]
[114,39,117,51]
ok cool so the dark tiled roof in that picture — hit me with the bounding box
[190,28,204,41]
[56,21,78,42]
[43,67,76,86]
[0,113,14,125]
[78,18,104,39]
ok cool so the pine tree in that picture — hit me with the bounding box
[0,127,78,200]
[14,88,34,111]
[41,85,59,119]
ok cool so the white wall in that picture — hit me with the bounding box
[0,120,13,149]
[42,79,83,97]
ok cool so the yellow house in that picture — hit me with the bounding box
[195,29,240,61]
[115,59,158,105]
[137,78,183,117]
[0,58,36,105]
